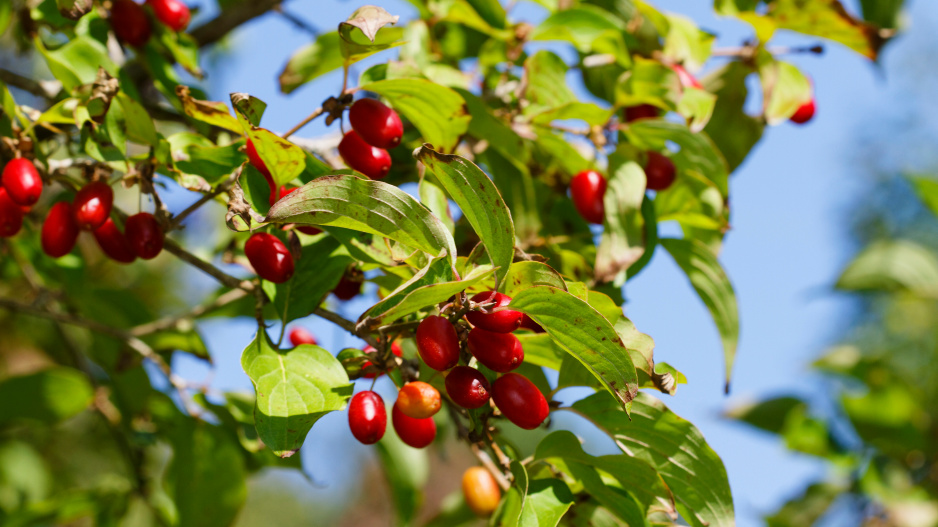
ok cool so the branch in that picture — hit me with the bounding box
[190,0,286,48]
[162,238,256,292]
[314,307,379,348]
[282,106,324,139]
[711,44,824,58]
[0,68,60,99]
[130,288,249,337]
[167,170,240,231]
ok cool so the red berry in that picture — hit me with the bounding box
[92,218,137,264]
[462,467,501,516]
[338,131,392,180]
[280,187,322,235]
[147,0,190,31]
[624,104,660,122]
[491,373,549,430]
[361,342,403,379]
[644,151,676,191]
[333,272,363,301]
[73,181,114,231]
[467,327,524,373]
[415,315,460,371]
[397,381,441,419]
[467,291,523,333]
[41,201,80,258]
[348,98,404,150]
[570,170,606,225]
[110,0,152,47]
[2,158,42,207]
[445,366,491,409]
[125,212,164,260]
[288,327,317,347]
[518,314,544,333]
[790,98,816,124]
[244,232,294,283]
[0,188,24,238]
[671,64,702,89]
[246,139,277,201]
[392,402,436,449]
[348,391,387,445]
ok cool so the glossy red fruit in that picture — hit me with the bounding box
[110,0,152,47]
[397,382,442,419]
[2,158,42,207]
[244,232,294,283]
[462,467,501,516]
[491,373,549,430]
[41,202,80,258]
[0,188,24,238]
[348,391,387,445]
[570,170,606,225]
[246,139,277,200]
[518,314,544,334]
[147,0,190,31]
[392,402,436,449]
[644,151,676,191]
[624,104,660,122]
[92,218,136,264]
[445,366,491,409]
[790,98,816,124]
[334,272,363,301]
[289,327,318,347]
[280,187,322,235]
[415,315,460,371]
[338,131,392,180]
[125,212,164,260]
[671,64,702,89]
[362,342,403,379]
[348,98,404,149]
[74,181,114,230]
[467,327,524,373]
[466,291,523,333]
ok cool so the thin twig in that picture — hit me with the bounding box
[0,68,60,99]
[282,107,325,139]
[471,444,512,491]
[275,6,319,37]
[130,288,249,337]
[167,171,240,231]
[710,44,824,58]
[162,238,256,292]
[314,307,379,348]
[190,0,286,48]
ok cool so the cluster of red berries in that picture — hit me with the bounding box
[338,98,403,180]
[110,0,191,48]
[347,290,550,451]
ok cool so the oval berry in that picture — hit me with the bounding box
[415,315,460,371]
[41,201,80,258]
[0,188,24,238]
[348,391,387,445]
[466,291,523,333]
[147,0,190,31]
[467,327,524,373]
[289,327,317,347]
[110,0,152,47]
[462,467,501,516]
[397,381,441,419]
[570,170,606,225]
[348,98,404,149]
[2,158,42,207]
[333,272,363,301]
[74,181,114,231]
[445,366,491,409]
[392,402,436,449]
[361,342,403,379]
[92,218,136,264]
[491,373,549,430]
[624,104,660,122]
[518,314,544,333]
[125,212,164,260]
[790,98,816,124]
[244,232,294,283]
[280,187,322,235]
[338,130,392,180]
[644,151,676,191]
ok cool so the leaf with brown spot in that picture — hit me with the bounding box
[176,86,242,133]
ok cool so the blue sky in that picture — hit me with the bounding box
[158,0,937,524]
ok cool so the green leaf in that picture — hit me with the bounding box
[522,51,576,117]
[0,368,94,424]
[702,62,764,172]
[274,235,353,324]
[727,397,842,458]
[415,145,515,289]
[491,461,528,526]
[516,333,566,371]
[596,155,647,286]
[859,0,904,29]
[173,142,245,187]
[764,482,845,527]
[626,196,658,280]
[34,35,115,92]
[508,286,638,409]
[835,240,938,297]
[361,79,471,153]
[531,6,625,53]
[176,86,242,133]
[572,392,735,527]
[419,178,455,235]
[339,6,406,66]
[279,32,344,94]
[230,92,267,128]
[759,58,812,125]
[909,175,938,217]
[503,261,567,298]
[143,328,210,362]
[614,57,679,109]
[660,238,739,392]
[766,0,886,59]
[624,120,729,197]
[662,14,715,71]
[529,102,614,127]
[364,265,495,326]
[677,86,717,133]
[116,93,158,147]
[375,422,430,526]
[267,175,458,269]
[519,478,576,526]
[240,332,353,458]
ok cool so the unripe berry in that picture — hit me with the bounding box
[569,170,606,225]
[671,64,702,89]
[467,327,524,373]
[73,181,114,230]
[466,291,523,333]
[338,130,392,180]
[41,201,80,258]
[790,98,816,124]
[491,373,549,430]
[289,327,317,347]
[361,342,403,379]
[348,98,404,149]
[2,158,42,207]
[415,315,460,371]
[147,0,190,32]
[92,218,137,264]
[445,366,491,409]
[333,272,363,301]
[624,104,660,122]
[0,188,24,238]
[110,0,152,47]
[644,151,676,191]
[397,381,441,419]
[462,467,501,516]
[392,402,436,449]
[244,232,294,283]
[125,212,164,260]
[348,391,386,445]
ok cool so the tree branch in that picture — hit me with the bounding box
[190,0,286,48]
[314,307,378,348]
[130,288,249,337]
[0,68,60,99]
[162,238,256,292]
